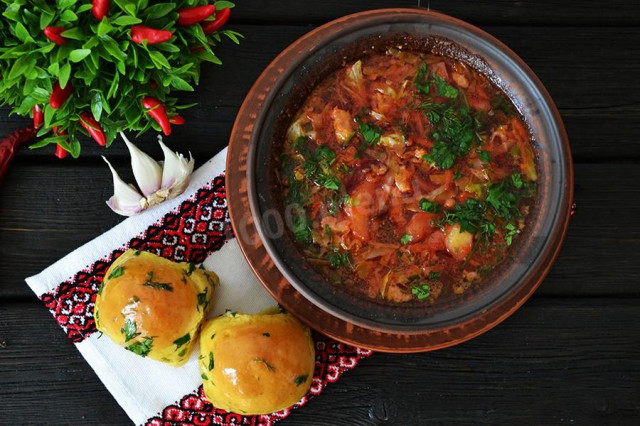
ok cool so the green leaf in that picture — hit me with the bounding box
[13,22,33,43]
[148,50,170,69]
[144,3,176,20]
[8,55,36,80]
[214,1,236,9]
[60,9,79,22]
[111,15,142,26]
[58,0,79,9]
[59,63,71,89]
[170,75,193,91]
[60,28,85,40]
[69,49,91,63]
[101,35,126,61]
[97,19,113,36]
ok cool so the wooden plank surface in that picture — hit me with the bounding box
[1,0,639,424]
[219,0,640,26]
[1,26,639,161]
[2,163,638,298]
[1,299,638,425]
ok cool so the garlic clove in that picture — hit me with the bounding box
[120,132,163,196]
[158,138,195,197]
[102,156,145,216]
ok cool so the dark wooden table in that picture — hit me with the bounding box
[2,1,639,424]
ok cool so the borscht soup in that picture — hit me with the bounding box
[280,49,537,304]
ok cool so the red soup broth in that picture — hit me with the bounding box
[280,49,537,304]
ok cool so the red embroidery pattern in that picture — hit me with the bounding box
[40,175,230,343]
[146,332,372,426]
[36,172,373,425]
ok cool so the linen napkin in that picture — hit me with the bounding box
[25,147,371,425]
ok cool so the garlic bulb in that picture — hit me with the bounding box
[104,133,194,216]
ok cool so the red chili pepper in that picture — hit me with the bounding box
[52,126,69,159]
[169,115,186,125]
[50,81,73,109]
[143,96,171,136]
[54,144,68,159]
[201,8,231,35]
[178,5,216,26]
[0,126,37,184]
[92,0,110,20]
[43,26,67,46]
[131,26,173,45]
[79,112,106,146]
[33,105,43,130]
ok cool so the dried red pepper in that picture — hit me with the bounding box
[33,105,43,130]
[0,126,37,184]
[79,112,106,146]
[169,115,186,125]
[92,0,110,20]
[201,8,231,35]
[43,26,67,45]
[131,26,173,45]
[50,81,73,109]
[143,96,172,136]
[178,5,216,26]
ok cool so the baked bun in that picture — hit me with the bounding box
[199,311,315,414]
[94,249,218,366]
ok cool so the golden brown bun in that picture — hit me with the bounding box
[94,249,218,366]
[199,311,315,414]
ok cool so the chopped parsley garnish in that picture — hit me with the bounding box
[291,211,312,243]
[302,145,341,191]
[177,348,187,357]
[414,63,459,98]
[433,73,459,98]
[428,271,441,281]
[97,282,105,296]
[412,284,431,300]
[173,333,191,348]
[416,64,483,170]
[121,319,139,342]
[328,249,351,268]
[126,337,153,357]
[400,234,413,245]
[486,173,534,221]
[208,352,214,370]
[197,288,209,312]
[476,149,491,163]
[133,250,141,256]
[419,198,441,213]
[253,358,275,371]
[201,373,209,380]
[132,295,140,303]
[143,271,173,291]
[185,262,196,276]
[504,223,521,246]
[441,199,496,243]
[108,266,124,280]
[262,333,271,337]
[357,118,382,146]
[294,374,309,386]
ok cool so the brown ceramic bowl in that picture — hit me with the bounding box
[227,8,573,351]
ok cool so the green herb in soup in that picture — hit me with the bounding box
[281,49,537,303]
